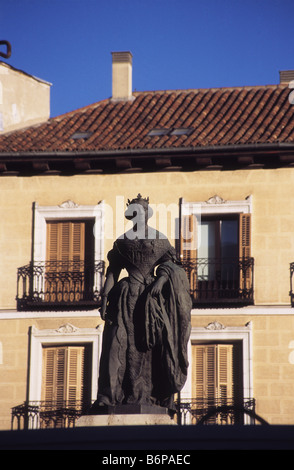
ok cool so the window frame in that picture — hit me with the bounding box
[32,200,104,303]
[179,195,253,304]
[180,195,252,218]
[181,321,253,424]
[33,200,104,266]
[28,323,103,409]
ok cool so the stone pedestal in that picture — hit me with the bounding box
[76,404,176,427]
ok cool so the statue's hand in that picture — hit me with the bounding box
[99,296,108,321]
[150,276,166,297]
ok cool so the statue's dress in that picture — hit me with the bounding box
[96,231,192,410]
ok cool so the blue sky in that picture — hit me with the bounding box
[0,0,293,117]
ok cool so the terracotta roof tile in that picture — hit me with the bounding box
[0,85,294,154]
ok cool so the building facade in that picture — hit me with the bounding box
[1,52,294,430]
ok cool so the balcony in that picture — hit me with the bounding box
[181,257,254,306]
[11,398,262,429]
[11,401,87,430]
[16,260,104,310]
[175,398,262,425]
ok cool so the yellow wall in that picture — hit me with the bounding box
[1,167,294,429]
[1,167,294,309]
[191,314,294,425]
[0,316,99,430]
[1,313,294,428]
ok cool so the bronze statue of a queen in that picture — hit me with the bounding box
[95,194,191,413]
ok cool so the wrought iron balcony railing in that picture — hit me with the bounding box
[175,398,260,425]
[11,401,88,430]
[181,257,254,306]
[12,398,264,429]
[16,260,105,310]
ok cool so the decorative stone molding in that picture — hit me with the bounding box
[180,195,252,216]
[55,323,79,333]
[205,195,226,204]
[59,200,79,208]
[205,321,226,330]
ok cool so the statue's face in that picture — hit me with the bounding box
[125,202,152,222]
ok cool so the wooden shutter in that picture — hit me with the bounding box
[239,214,252,293]
[42,346,66,405]
[180,214,197,300]
[192,344,216,402]
[66,346,85,405]
[47,222,59,263]
[239,214,251,259]
[46,221,85,264]
[218,344,233,403]
[46,221,85,301]
[42,345,86,406]
[192,344,234,403]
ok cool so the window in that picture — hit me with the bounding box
[70,131,93,140]
[28,324,101,404]
[197,215,239,284]
[42,344,91,405]
[40,344,91,428]
[170,128,192,136]
[45,219,94,303]
[16,201,104,310]
[179,197,253,305]
[18,324,103,429]
[148,128,170,136]
[148,127,193,137]
[192,342,243,424]
[178,322,253,425]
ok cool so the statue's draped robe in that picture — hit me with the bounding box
[97,234,192,410]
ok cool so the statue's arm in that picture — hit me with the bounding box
[150,271,168,296]
[100,258,121,320]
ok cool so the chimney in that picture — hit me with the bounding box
[279,70,294,84]
[111,51,134,101]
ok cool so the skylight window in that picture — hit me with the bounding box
[70,131,93,140]
[148,129,170,136]
[170,128,192,136]
[148,127,193,137]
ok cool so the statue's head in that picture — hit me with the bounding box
[125,194,153,221]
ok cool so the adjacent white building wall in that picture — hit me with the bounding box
[0,62,51,133]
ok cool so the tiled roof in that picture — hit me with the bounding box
[0,84,294,154]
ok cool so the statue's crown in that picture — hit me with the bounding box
[126,194,149,207]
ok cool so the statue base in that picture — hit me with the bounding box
[76,404,176,427]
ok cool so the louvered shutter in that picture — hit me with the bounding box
[42,347,67,406]
[47,222,59,263]
[180,214,197,300]
[72,222,85,265]
[42,346,86,405]
[46,221,85,302]
[239,214,252,294]
[218,344,233,404]
[46,221,85,264]
[55,347,66,406]
[192,344,234,423]
[193,345,216,401]
[239,214,251,259]
[42,347,56,403]
[192,345,205,400]
[66,346,85,406]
